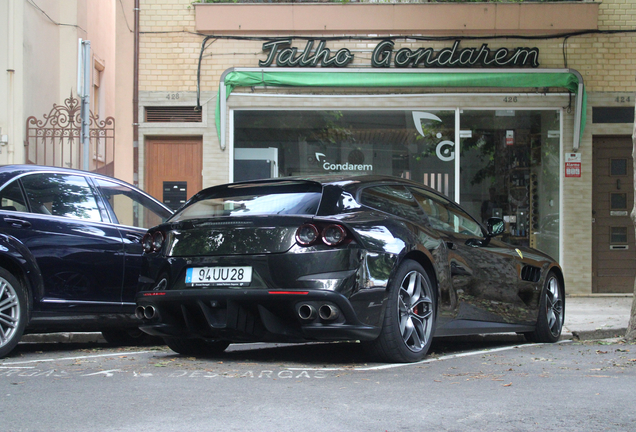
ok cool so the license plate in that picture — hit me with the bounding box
[185,266,252,287]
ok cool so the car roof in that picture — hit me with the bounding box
[0,164,171,211]
[0,164,131,187]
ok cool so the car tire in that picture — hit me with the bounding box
[164,337,230,356]
[368,260,436,363]
[0,268,28,358]
[101,328,163,346]
[525,271,564,343]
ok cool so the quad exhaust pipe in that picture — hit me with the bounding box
[318,304,339,321]
[136,305,157,320]
[298,304,317,321]
[297,303,340,322]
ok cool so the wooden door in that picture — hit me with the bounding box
[592,136,635,293]
[145,137,202,210]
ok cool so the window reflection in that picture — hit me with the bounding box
[411,187,482,237]
[459,110,560,259]
[233,108,560,259]
[359,185,424,221]
[21,174,101,222]
[234,109,456,200]
[93,178,172,228]
[0,180,28,212]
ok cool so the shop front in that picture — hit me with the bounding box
[137,0,636,295]
[220,68,583,265]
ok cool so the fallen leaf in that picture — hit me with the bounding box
[503,383,512,387]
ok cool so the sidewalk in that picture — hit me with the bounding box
[20,295,635,345]
[563,295,633,341]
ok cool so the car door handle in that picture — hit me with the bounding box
[3,217,31,228]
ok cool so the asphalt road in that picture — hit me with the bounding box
[1,337,635,432]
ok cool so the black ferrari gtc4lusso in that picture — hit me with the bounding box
[136,175,564,363]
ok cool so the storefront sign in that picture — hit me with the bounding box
[259,39,540,69]
[565,153,581,177]
[315,152,372,172]
[260,40,353,68]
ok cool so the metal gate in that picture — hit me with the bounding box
[25,93,115,175]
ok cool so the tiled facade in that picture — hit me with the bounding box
[137,0,636,295]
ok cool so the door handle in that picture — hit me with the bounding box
[3,217,31,228]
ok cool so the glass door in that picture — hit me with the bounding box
[458,109,561,259]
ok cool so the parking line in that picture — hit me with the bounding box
[0,350,153,366]
[0,366,35,369]
[287,341,571,372]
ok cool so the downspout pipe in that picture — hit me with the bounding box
[133,0,140,187]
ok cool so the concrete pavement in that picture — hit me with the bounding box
[563,294,634,341]
[19,295,635,346]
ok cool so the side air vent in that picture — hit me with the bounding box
[145,106,202,123]
[521,265,541,283]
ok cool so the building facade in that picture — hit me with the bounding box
[0,0,134,180]
[4,1,634,296]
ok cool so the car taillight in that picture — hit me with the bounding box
[152,231,165,250]
[296,224,319,246]
[295,223,348,247]
[142,231,166,253]
[142,232,154,253]
[322,224,346,246]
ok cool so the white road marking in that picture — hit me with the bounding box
[0,351,153,366]
[287,341,572,372]
[0,366,35,369]
[82,369,123,377]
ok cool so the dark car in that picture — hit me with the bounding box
[0,165,172,358]
[136,175,564,363]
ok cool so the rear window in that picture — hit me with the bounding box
[172,192,322,221]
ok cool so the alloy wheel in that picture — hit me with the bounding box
[546,276,563,337]
[0,277,20,348]
[397,270,434,352]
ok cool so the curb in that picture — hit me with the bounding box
[21,332,106,344]
[571,328,628,341]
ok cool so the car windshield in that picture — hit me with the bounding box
[172,192,322,221]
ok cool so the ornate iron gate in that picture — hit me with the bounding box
[25,93,115,175]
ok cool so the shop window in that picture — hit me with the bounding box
[458,109,560,260]
[232,107,560,260]
[233,109,456,200]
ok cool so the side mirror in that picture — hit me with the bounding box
[486,217,505,237]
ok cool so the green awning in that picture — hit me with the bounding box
[217,68,585,150]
